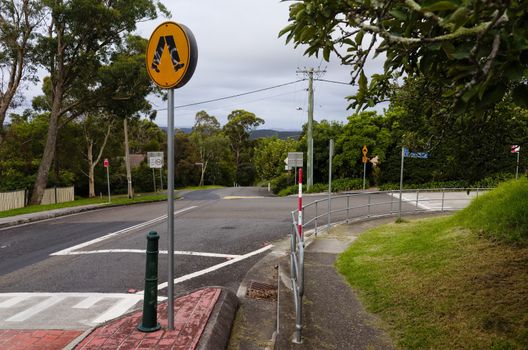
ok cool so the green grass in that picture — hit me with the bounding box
[0,193,167,218]
[454,177,528,245]
[336,179,528,349]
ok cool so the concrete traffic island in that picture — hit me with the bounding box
[70,287,238,350]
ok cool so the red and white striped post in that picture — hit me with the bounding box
[298,168,303,239]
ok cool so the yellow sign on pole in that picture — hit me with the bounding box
[362,145,368,156]
[362,155,368,163]
[146,21,198,89]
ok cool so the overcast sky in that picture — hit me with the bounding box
[13,0,386,130]
[136,0,389,130]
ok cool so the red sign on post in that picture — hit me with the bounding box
[103,158,109,168]
[511,145,520,153]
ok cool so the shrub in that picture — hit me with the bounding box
[270,173,293,194]
[332,178,363,192]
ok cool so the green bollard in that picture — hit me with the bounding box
[137,231,161,332]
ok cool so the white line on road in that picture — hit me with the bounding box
[72,296,103,309]
[0,295,30,308]
[6,295,64,322]
[147,244,273,293]
[90,297,143,324]
[50,206,197,256]
[61,249,241,259]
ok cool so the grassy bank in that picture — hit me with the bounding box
[336,179,528,349]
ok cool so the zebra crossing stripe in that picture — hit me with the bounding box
[6,296,64,322]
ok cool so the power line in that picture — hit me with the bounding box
[155,79,305,111]
[315,78,352,86]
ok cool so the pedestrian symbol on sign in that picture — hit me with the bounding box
[151,35,185,73]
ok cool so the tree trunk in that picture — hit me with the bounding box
[199,161,208,187]
[87,142,95,197]
[30,84,63,205]
[124,119,133,198]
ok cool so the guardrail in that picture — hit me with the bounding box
[289,187,491,343]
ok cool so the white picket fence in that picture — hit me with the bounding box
[0,187,74,211]
[0,190,25,211]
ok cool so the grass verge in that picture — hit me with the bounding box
[336,179,528,349]
[336,218,528,349]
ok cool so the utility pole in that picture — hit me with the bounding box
[297,67,325,190]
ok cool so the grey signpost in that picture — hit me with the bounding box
[399,147,405,220]
[146,21,197,330]
[328,140,333,228]
[148,152,164,192]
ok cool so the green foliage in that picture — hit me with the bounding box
[270,173,293,194]
[254,137,299,180]
[280,0,528,112]
[455,178,528,245]
[331,178,363,192]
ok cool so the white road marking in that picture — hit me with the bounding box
[91,297,142,324]
[50,206,197,256]
[0,295,30,308]
[148,244,273,293]
[388,192,452,210]
[223,196,265,199]
[59,249,241,259]
[72,295,103,309]
[6,295,64,322]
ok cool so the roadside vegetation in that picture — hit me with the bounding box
[336,179,528,349]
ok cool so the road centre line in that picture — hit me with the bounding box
[50,206,197,256]
[61,249,241,259]
[137,244,274,294]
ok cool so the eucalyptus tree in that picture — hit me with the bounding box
[29,0,167,204]
[0,0,43,143]
[223,109,264,184]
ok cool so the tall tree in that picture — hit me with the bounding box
[191,111,221,186]
[223,109,264,184]
[79,113,113,198]
[280,0,528,112]
[29,0,165,204]
[254,137,299,181]
[0,0,43,143]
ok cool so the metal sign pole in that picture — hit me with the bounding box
[399,147,404,220]
[159,168,163,191]
[152,168,157,192]
[363,162,367,190]
[106,166,111,203]
[167,89,175,330]
[328,139,333,229]
[516,151,520,180]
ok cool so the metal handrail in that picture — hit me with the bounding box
[288,187,492,343]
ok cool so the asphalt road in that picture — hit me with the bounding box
[0,187,301,296]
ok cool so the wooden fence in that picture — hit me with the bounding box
[0,187,74,211]
[41,187,75,205]
[0,190,25,212]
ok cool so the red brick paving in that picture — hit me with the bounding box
[75,288,221,350]
[0,329,83,350]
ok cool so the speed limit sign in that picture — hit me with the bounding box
[147,152,164,169]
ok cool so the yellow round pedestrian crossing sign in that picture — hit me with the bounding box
[146,21,198,89]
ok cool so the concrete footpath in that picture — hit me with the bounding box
[228,217,405,350]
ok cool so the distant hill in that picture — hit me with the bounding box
[160,127,301,140]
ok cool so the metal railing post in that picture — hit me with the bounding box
[415,189,420,211]
[315,201,318,235]
[476,187,479,198]
[390,190,394,214]
[367,193,371,218]
[346,195,350,223]
[441,188,445,212]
